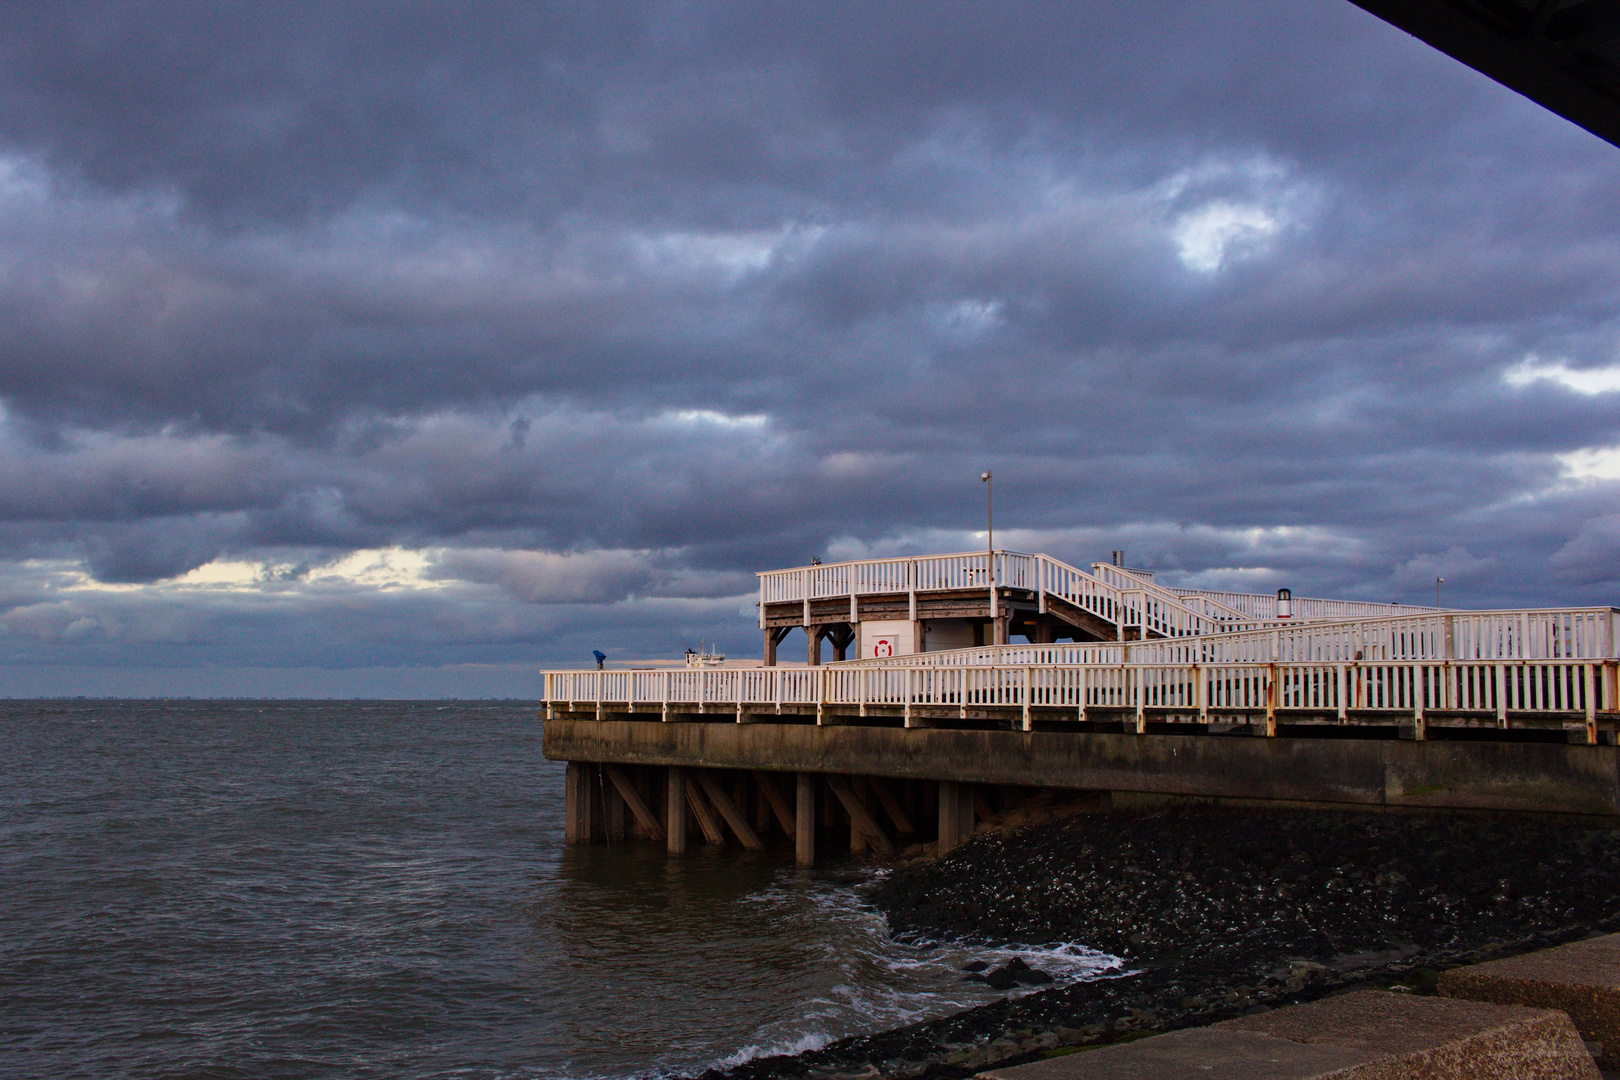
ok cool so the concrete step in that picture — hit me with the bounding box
[977,989,1597,1079]
[1439,932,1620,1067]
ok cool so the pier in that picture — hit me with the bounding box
[543,551,1620,864]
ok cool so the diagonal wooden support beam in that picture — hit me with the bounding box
[603,764,664,841]
[684,776,726,846]
[698,772,766,851]
[751,770,796,835]
[870,778,916,837]
[826,775,894,854]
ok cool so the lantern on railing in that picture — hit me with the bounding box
[1276,588,1293,619]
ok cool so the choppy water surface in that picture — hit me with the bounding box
[0,701,1114,1079]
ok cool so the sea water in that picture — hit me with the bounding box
[0,700,1115,1079]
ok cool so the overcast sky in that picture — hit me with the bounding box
[0,0,1617,697]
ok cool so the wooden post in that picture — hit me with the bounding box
[1265,663,1277,737]
[938,781,973,854]
[666,766,688,856]
[764,627,777,667]
[795,773,816,867]
[565,761,598,845]
[1586,663,1598,744]
[807,626,822,666]
[603,770,626,842]
[1412,665,1427,740]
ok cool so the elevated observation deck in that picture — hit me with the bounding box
[556,550,1618,740]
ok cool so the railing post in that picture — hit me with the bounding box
[1412,666,1426,740]
[1265,664,1276,737]
[1586,663,1598,744]
[803,569,811,627]
[1495,663,1507,728]
[1134,666,1146,734]
[908,559,917,622]
[1022,666,1032,732]
[1336,664,1347,723]
[816,666,826,726]
[988,551,998,625]
[596,672,603,722]
[1194,662,1206,723]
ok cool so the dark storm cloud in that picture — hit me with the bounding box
[0,0,1617,688]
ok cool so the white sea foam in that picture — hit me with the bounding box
[679,871,1121,1079]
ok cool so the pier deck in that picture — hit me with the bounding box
[544,551,1620,863]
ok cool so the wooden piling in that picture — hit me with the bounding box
[796,773,816,867]
[666,766,687,855]
[938,780,974,854]
[565,761,598,844]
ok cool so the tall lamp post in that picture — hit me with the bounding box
[981,470,995,636]
[980,470,992,553]
[1436,576,1444,608]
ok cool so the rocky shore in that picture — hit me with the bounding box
[693,802,1620,1080]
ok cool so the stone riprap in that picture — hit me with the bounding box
[694,805,1620,1080]
[1439,933,1620,1062]
[977,992,1600,1080]
[871,806,1620,963]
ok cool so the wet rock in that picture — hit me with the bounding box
[1022,1032,1059,1052]
[961,960,989,973]
[982,966,1017,990]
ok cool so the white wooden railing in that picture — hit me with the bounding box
[543,658,1617,730]
[1091,564,1250,621]
[835,607,1619,667]
[1169,586,1443,621]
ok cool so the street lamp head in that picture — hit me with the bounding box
[981,471,991,482]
